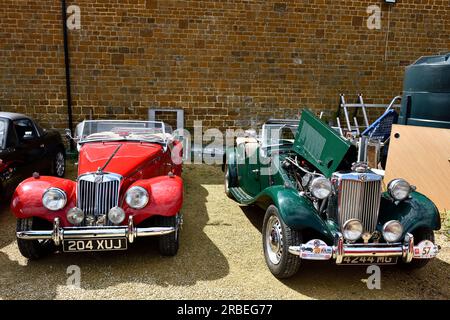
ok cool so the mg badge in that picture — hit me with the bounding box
[94,175,103,184]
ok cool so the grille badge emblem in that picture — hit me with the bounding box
[94,175,103,184]
[359,174,367,181]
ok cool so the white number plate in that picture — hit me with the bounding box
[340,256,398,265]
[63,238,127,252]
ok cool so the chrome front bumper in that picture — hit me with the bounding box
[289,233,439,264]
[16,216,176,246]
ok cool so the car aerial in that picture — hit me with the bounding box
[11,120,183,259]
[224,109,441,278]
[0,112,66,200]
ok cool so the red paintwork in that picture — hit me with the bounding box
[10,140,183,227]
[11,176,77,226]
[123,175,183,225]
[78,142,164,177]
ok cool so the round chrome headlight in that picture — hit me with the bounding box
[67,207,84,225]
[108,207,126,225]
[125,186,149,209]
[42,188,67,211]
[342,219,363,241]
[388,178,411,201]
[309,177,332,199]
[382,220,403,242]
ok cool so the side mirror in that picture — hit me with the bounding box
[22,133,35,141]
[65,128,73,140]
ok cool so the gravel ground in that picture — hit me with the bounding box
[0,163,448,300]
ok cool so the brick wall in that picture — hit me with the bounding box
[0,0,449,133]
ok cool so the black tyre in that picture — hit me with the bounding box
[156,214,180,256]
[16,218,56,260]
[52,148,66,178]
[400,228,435,270]
[262,205,301,279]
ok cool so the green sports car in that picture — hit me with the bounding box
[224,109,441,278]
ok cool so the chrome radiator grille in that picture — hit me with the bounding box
[335,173,382,233]
[77,173,121,216]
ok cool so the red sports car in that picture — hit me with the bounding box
[11,120,183,259]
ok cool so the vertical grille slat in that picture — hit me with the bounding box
[337,174,382,233]
[77,174,121,221]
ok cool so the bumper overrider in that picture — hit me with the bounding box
[16,215,178,246]
[288,233,439,264]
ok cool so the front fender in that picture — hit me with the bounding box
[10,176,77,226]
[255,186,334,243]
[123,175,183,225]
[379,191,441,234]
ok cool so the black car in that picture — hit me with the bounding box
[0,112,66,199]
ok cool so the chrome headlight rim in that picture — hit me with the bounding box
[42,187,67,211]
[125,186,149,209]
[309,177,332,199]
[66,207,84,225]
[108,206,126,225]
[388,178,412,201]
[382,220,403,243]
[342,218,363,242]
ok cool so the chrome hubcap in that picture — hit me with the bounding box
[56,152,65,176]
[265,215,283,265]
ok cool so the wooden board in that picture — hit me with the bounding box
[385,124,450,212]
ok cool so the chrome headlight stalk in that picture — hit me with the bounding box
[42,187,67,211]
[125,186,149,209]
[382,220,403,243]
[388,178,412,201]
[342,219,363,242]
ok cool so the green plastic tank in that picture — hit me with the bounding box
[399,53,450,129]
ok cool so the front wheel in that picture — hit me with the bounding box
[262,205,301,279]
[52,149,66,178]
[156,214,180,256]
[16,218,56,260]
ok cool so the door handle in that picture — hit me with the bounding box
[40,144,45,148]
[251,169,259,173]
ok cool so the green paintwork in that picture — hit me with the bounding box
[378,192,441,233]
[234,185,335,243]
[292,109,352,178]
[227,110,441,241]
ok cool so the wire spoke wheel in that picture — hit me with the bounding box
[55,151,65,177]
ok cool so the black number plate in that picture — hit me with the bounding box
[340,256,398,265]
[63,238,127,252]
